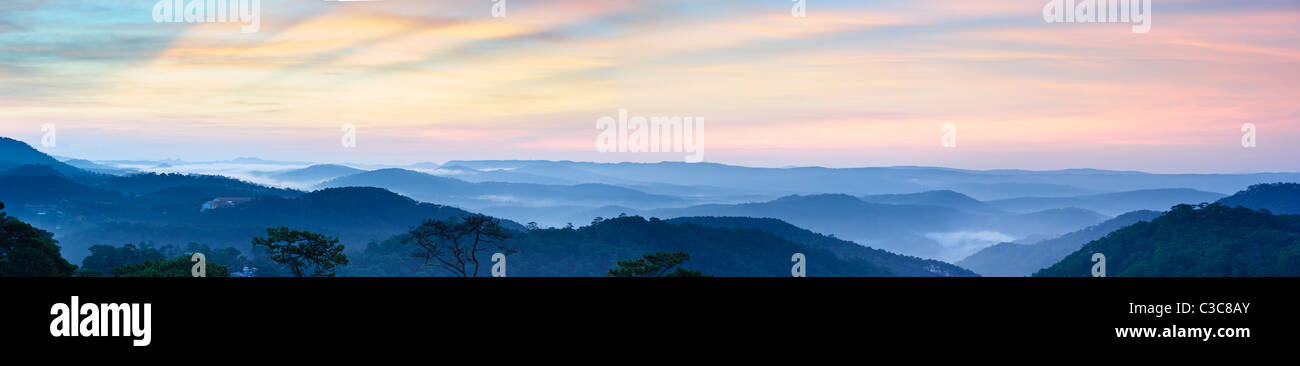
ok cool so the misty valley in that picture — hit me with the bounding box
[3,136,1300,278]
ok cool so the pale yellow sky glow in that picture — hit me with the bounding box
[0,0,1296,172]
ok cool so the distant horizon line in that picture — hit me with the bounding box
[49,154,1300,176]
[8,136,1296,176]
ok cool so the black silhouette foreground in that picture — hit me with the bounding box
[402,214,516,277]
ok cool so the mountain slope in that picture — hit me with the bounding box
[257,164,366,184]
[348,215,894,277]
[426,165,576,185]
[56,187,504,264]
[860,190,1001,214]
[1036,204,1300,277]
[959,210,1161,277]
[651,194,974,236]
[201,187,502,231]
[0,166,122,209]
[424,160,1300,199]
[988,207,1109,237]
[0,157,487,262]
[640,194,1105,260]
[0,137,88,177]
[317,168,684,209]
[666,216,977,276]
[86,172,301,198]
[1217,183,1300,215]
[61,159,139,176]
[0,164,307,239]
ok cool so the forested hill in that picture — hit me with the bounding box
[56,187,496,263]
[1217,183,1300,215]
[0,137,86,177]
[959,210,1161,277]
[666,216,977,277]
[347,215,896,277]
[1035,204,1300,277]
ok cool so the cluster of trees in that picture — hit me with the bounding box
[109,256,231,277]
[252,228,350,277]
[76,242,245,277]
[72,227,357,278]
[608,251,703,277]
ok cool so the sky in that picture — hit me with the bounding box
[0,0,1297,173]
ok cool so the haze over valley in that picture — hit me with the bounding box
[6,136,1299,276]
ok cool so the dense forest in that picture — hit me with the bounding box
[346,215,895,277]
[1036,204,1300,277]
[0,201,76,276]
[959,210,1162,277]
[665,216,976,276]
[1217,182,1300,215]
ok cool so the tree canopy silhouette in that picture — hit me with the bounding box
[403,214,515,277]
[1037,203,1300,277]
[110,255,230,277]
[252,227,349,277]
[608,251,704,277]
[0,201,77,277]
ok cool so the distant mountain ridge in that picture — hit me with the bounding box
[61,159,139,176]
[625,194,1108,261]
[24,149,1300,200]
[317,168,686,210]
[860,190,1001,214]
[985,188,1226,215]
[254,164,366,183]
[431,160,1300,200]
